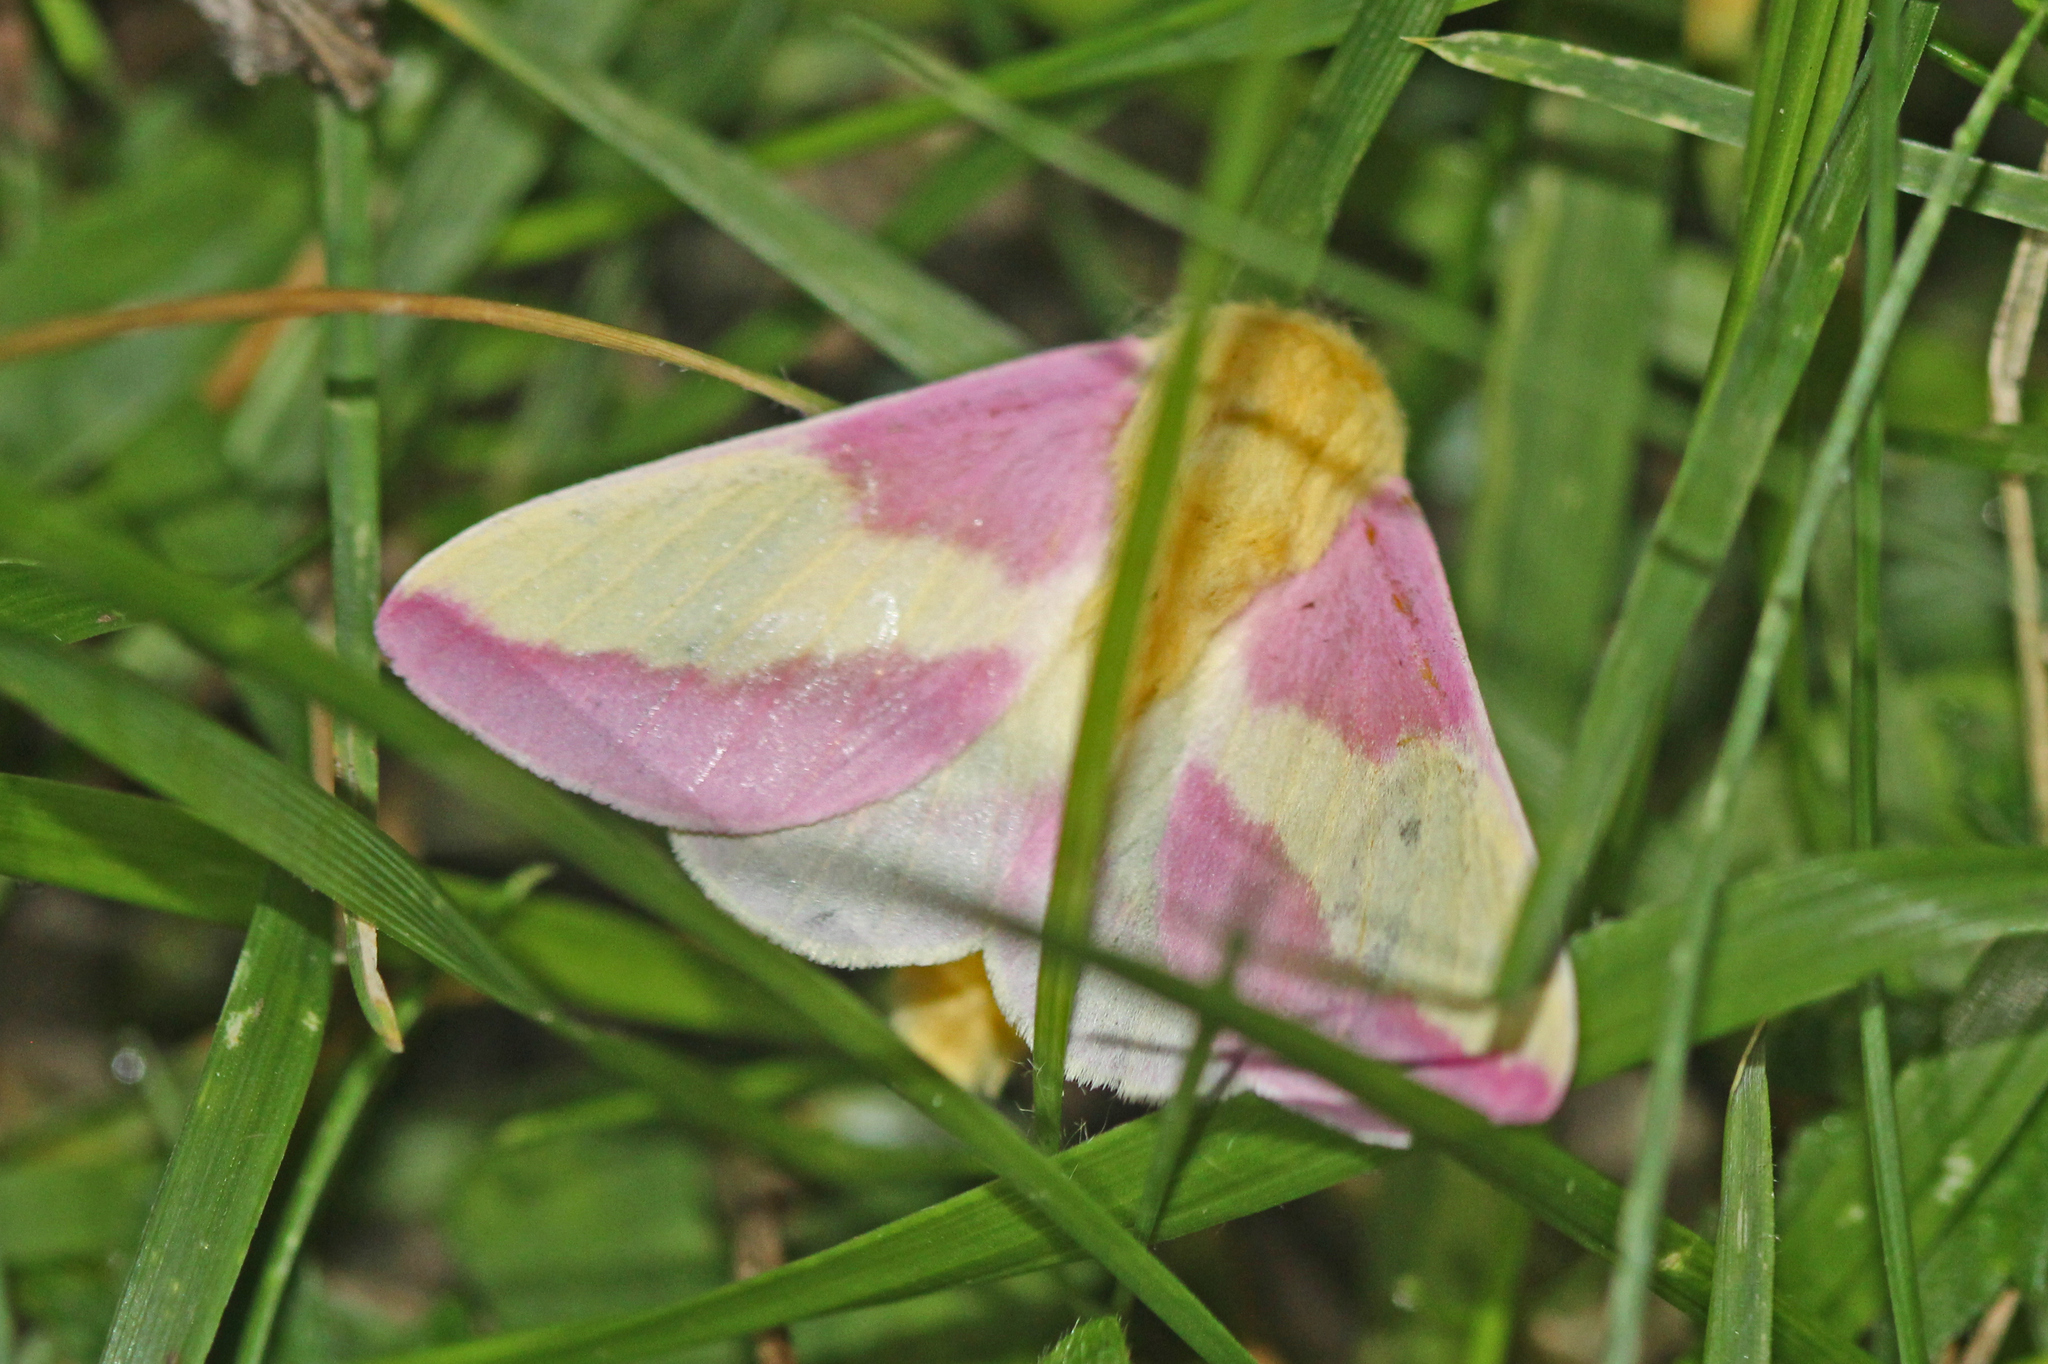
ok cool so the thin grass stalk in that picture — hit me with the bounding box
[1855,3,1927,1359]
[1123,937,1245,1261]
[1106,990,1228,1317]
[1927,40,2048,127]
[1030,9,1291,1150]
[1599,15,2048,1362]
[317,93,404,1053]
[234,994,424,1364]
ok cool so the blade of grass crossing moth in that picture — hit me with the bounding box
[235,991,425,1364]
[1855,0,1928,1359]
[1235,0,1455,297]
[1032,0,1294,1153]
[0,511,1260,1364]
[1461,95,1673,734]
[20,760,2048,1098]
[1414,31,2048,234]
[402,0,1026,380]
[97,868,332,1364]
[1108,948,1239,1315]
[854,23,1487,358]
[1705,1033,1775,1364]
[982,917,1877,1364]
[1601,17,2048,1364]
[317,92,404,1055]
[1496,4,1938,995]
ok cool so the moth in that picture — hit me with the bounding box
[376,304,1576,1142]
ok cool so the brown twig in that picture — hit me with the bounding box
[1989,146,2048,843]
[1956,1288,2023,1364]
[718,1153,800,1364]
[0,286,835,415]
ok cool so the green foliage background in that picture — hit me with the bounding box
[3,0,2048,1361]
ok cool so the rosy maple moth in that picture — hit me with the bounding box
[376,304,1576,1142]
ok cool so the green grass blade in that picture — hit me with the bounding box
[1601,15,2044,1361]
[1860,979,1928,1363]
[1888,422,2048,473]
[379,0,637,376]
[0,772,263,923]
[317,90,402,1052]
[1240,0,1455,293]
[0,560,125,641]
[24,0,118,96]
[1032,2,1290,1152]
[1927,36,2048,128]
[1705,1036,1775,1364]
[1856,0,1926,1356]
[1007,918,1874,1364]
[0,631,561,1018]
[1575,848,2048,1080]
[234,992,422,1364]
[0,501,1258,1364]
[1417,30,2048,233]
[1462,94,1671,714]
[403,0,1026,380]
[857,23,1486,358]
[1045,1317,1131,1363]
[1714,0,1843,372]
[1495,5,1937,995]
[354,1097,1378,1364]
[97,869,333,1364]
[1780,939,2048,1333]
[17,764,2048,1111]
[750,0,1349,170]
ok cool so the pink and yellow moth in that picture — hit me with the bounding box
[375,304,1576,1144]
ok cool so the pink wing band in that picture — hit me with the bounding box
[821,338,1147,583]
[380,591,1023,833]
[1243,482,1485,762]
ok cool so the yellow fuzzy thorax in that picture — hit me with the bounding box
[1112,304,1409,716]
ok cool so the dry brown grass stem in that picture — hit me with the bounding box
[0,286,836,416]
[1988,148,2048,843]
